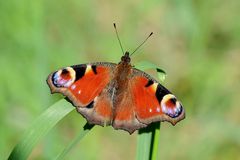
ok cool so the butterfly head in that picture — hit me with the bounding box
[121,52,131,64]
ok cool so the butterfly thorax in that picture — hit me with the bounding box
[115,51,132,84]
[108,52,132,106]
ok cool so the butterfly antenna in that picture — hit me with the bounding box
[113,23,124,55]
[130,32,153,56]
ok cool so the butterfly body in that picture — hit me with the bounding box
[47,52,185,134]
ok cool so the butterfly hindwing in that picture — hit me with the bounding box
[112,86,147,133]
[76,86,113,126]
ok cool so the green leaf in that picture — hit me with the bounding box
[134,61,167,82]
[8,99,75,160]
[155,68,166,83]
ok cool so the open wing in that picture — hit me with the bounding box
[47,62,116,126]
[112,68,185,134]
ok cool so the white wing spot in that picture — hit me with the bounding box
[71,84,76,90]
[149,108,152,113]
[156,107,160,112]
[162,105,167,113]
[78,90,82,94]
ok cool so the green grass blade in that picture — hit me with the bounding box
[150,122,161,160]
[8,99,75,160]
[134,61,166,82]
[136,123,161,160]
[55,123,94,160]
[136,129,153,160]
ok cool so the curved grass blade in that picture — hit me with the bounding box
[55,123,94,160]
[134,61,166,82]
[8,99,75,160]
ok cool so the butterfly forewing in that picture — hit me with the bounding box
[130,70,185,126]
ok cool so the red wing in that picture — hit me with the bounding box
[131,76,185,126]
[112,75,185,134]
[68,65,110,106]
[47,63,116,125]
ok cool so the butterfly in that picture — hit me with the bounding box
[47,25,185,134]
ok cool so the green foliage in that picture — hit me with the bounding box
[1,0,240,159]
[8,100,75,160]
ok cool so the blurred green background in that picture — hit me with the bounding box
[1,0,240,159]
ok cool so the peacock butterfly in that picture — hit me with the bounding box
[47,24,185,134]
